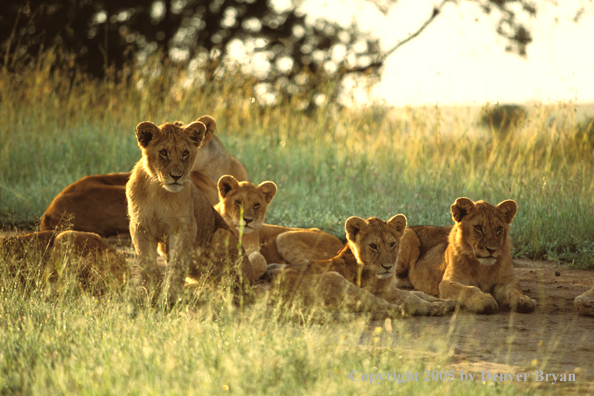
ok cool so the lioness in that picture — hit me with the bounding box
[214,175,344,279]
[272,215,456,318]
[40,115,248,237]
[396,197,535,314]
[126,121,253,306]
[575,286,594,316]
[0,230,127,291]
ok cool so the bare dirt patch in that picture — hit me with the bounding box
[368,258,594,389]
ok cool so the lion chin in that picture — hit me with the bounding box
[163,183,184,193]
[477,257,497,266]
[236,226,255,234]
[376,271,393,279]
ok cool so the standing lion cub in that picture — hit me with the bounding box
[126,121,253,307]
[396,197,535,314]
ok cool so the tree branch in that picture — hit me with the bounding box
[342,0,452,75]
[383,0,452,59]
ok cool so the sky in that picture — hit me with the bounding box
[298,0,594,107]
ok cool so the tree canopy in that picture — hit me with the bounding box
[0,0,587,108]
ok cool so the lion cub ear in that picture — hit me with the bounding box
[135,122,160,148]
[450,197,476,223]
[386,214,407,235]
[345,216,367,243]
[218,175,239,198]
[496,199,518,224]
[196,115,216,134]
[184,121,207,147]
[257,181,277,204]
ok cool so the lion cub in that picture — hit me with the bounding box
[214,175,344,279]
[396,197,535,314]
[0,230,127,291]
[126,121,253,306]
[575,286,594,316]
[40,115,248,237]
[273,215,456,318]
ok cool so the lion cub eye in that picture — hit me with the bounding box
[234,200,242,206]
[496,226,503,235]
[159,149,168,158]
[389,242,397,250]
[181,150,190,159]
[369,243,378,251]
[254,203,261,209]
[474,225,483,234]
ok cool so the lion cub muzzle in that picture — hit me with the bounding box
[475,239,500,265]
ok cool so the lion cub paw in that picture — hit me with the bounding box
[467,293,499,314]
[575,289,594,316]
[400,296,453,317]
[510,294,536,313]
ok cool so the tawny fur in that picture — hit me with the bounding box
[40,115,248,237]
[126,121,253,306]
[396,197,535,314]
[575,286,594,316]
[272,216,457,318]
[0,230,127,291]
[214,175,344,280]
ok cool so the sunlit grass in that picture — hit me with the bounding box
[2,55,594,393]
[1,58,594,266]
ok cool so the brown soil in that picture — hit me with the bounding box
[369,258,594,389]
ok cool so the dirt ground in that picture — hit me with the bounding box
[368,258,594,389]
[3,230,594,389]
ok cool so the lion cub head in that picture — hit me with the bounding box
[345,215,407,279]
[216,175,277,234]
[450,197,517,265]
[135,121,207,193]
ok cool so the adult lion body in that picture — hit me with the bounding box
[0,230,127,291]
[214,175,344,280]
[273,216,456,318]
[126,121,253,306]
[396,197,535,314]
[40,115,248,237]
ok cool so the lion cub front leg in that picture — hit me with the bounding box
[378,288,456,316]
[492,282,535,313]
[162,232,194,307]
[439,279,499,314]
[130,225,160,289]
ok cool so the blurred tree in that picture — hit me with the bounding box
[0,0,589,109]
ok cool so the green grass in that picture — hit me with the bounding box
[1,64,594,266]
[1,57,593,395]
[0,287,574,396]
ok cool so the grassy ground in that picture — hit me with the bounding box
[1,63,594,267]
[1,59,594,395]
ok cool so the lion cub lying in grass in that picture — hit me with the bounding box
[575,286,594,316]
[0,230,127,292]
[126,121,253,307]
[272,215,456,318]
[214,175,344,279]
[396,197,535,314]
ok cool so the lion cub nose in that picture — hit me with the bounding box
[170,173,182,181]
[486,247,498,255]
[243,217,253,225]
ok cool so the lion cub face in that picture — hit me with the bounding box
[450,197,517,266]
[216,175,277,234]
[135,121,206,193]
[345,215,407,279]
